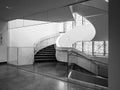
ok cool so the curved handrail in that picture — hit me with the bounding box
[69,49,108,66]
[56,47,97,66]
[34,33,60,54]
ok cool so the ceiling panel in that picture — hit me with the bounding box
[87,14,108,41]
[24,6,74,22]
[0,0,87,21]
[73,3,107,17]
[81,0,108,11]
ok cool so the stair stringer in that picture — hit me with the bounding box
[34,33,59,54]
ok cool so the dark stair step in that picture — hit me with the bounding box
[34,44,56,62]
[35,54,55,57]
[35,53,55,55]
[37,51,55,53]
[36,53,55,55]
[35,54,55,56]
[35,58,57,61]
[35,56,56,58]
[35,60,57,63]
[39,49,55,51]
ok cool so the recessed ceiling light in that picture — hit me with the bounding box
[105,0,109,2]
[6,6,12,9]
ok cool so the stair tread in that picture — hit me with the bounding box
[35,44,56,61]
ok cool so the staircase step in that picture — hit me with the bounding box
[35,53,55,55]
[35,55,55,56]
[38,49,55,51]
[35,58,56,61]
[35,56,56,58]
[34,44,56,62]
[37,51,55,53]
[35,53,55,56]
[35,54,55,57]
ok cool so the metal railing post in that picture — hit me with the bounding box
[104,41,106,56]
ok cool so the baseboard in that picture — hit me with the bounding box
[0,62,7,65]
[34,60,58,63]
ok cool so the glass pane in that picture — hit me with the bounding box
[57,22,64,33]
[94,41,104,56]
[76,14,82,26]
[65,21,73,32]
[75,41,82,51]
[83,41,92,55]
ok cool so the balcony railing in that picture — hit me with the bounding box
[72,41,109,57]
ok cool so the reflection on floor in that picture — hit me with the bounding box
[19,61,108,89]
[18,61,95,80]
[19,61,68,80]
[0,63,99,90]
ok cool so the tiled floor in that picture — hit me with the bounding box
[0,64,98,90]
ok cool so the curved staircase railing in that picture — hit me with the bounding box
[34,33,60,54]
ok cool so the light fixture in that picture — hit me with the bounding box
[105,0,109,2]
[6,6,12,9]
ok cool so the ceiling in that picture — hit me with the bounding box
[0,0,108,21]
[0,0,87,21]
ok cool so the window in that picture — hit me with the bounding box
[75,41,82,51]
[83,41,92,55]
[58,22,65,33]
[64,21,73,32]
[94,41,104,56]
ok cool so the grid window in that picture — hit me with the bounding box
[75,42,82,51]
[65,21,73,32]
[83,41,92,55]
[94,41,104,56]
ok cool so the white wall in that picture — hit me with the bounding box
[9,21,59,47]
[8,20,60,65]
[0,21,8,62]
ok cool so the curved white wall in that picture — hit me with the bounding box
[56,19,96,47]
[9,22,59,47]
[8,20,60,65]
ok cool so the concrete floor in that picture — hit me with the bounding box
[19,61,68,80]
[0,64,98,90]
